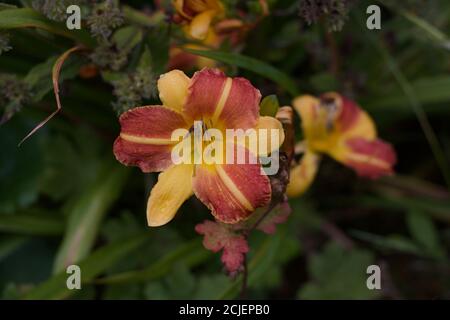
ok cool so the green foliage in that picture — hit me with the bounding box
[0,8,94,46]
[298,243,379,300]
[0,0,449,300]
[259,95,280,117]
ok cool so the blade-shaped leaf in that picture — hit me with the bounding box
[52,161,130,273]
[95,239,210,285]
[0,211,64,236]
[24,233,150,300]
[0,8,95,47]
[183,48,299,96]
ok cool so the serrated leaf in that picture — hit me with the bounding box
[256,202,291,234]
[406,209,445,258]
[298,243,379,300]
[196,220,249,273]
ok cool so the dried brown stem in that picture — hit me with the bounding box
[19,45,85,146]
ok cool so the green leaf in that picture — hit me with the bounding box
[95,239,210,285]
[24,54,83,102]
[41,127,103,202]
[298,243,378,300]
[351,230,423,255]
[138,45,152,69]
[52,161,130,273]
[0,117,46,213]
[0,236,28,262]
[309,72,339,92]
[183,48,299,96]
[0,8,95,47]
[24,233,150,300]
[145,25,169,75]
[360,16,450,189]
[112,26,143,53]
[366,76,450,113]
[406,210,445,258]
[259,95,279,117]
[0,210,64,236]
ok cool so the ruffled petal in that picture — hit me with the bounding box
[158,70,190,113]
[292,93,394,178]
[184,68,260,130]
[193,146,271,223]
[332,137,397,179]
[113,106,189,173]
[286,150,321,197]
[292,95,321,140]
[333,94,376,140]
[147,164,194,226]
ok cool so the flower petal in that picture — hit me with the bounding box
[334,137,397,179]
[255,116,285,156]
[158,70,190,113]
[147,164,194,226]
[292,95,321,139]
[113,106,189,173]
[193,147,271,223]
[184,68,260,130]
[286,150,321,197]
[189,9,216,40]
[334,94,376,140]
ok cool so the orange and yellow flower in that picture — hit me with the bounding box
[170,0,247,70]
[113,68,284,226]
[173,0,225,41]
[287,92,397,196]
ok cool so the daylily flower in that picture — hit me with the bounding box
[287,92,397,197]
[168,19,247,70]
[173,0,225,40]
[113,68,284,226]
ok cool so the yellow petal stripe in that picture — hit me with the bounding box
[211,77,233,124]
[215,164,254,211]
[120,133,176,145]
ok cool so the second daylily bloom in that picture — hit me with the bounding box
[173,0,225,40]
[114,68,284,226]
[287,92,397,196]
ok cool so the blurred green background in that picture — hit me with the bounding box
[0,0,449,299]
